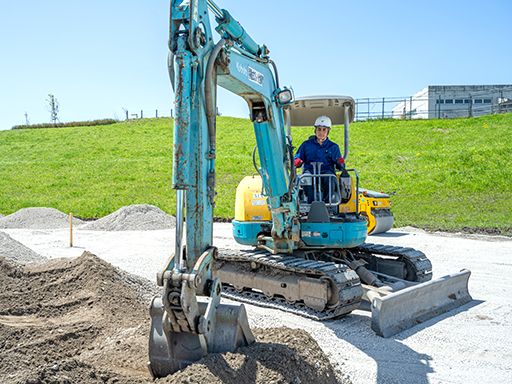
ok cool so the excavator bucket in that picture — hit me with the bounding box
[366,269,472,337]
[148,296,254,378]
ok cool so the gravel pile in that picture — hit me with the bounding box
[81,204,176,231]
[0,207,83,229]
[0,231,46,264]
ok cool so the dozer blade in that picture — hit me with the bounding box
[366,269,472,338]
[148,296,254,378]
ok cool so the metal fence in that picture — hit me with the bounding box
[354,87,512,121]
[123,89,512,122]
[122,109,174,120]
[354,97,512,121]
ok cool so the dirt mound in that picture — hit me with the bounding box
[0,253,345,384]
[0,252,153,383]
[0,207,84,229]
[0,231,46,264]
[81,204,176,231]
[163,327,342,384]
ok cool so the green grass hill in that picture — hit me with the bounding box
[1,114,511,235]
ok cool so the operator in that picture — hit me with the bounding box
[294,115,345,203]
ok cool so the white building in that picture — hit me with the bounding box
[392,84,512,119]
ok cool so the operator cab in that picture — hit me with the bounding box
[232,95,367,249]
[286,96,359,219]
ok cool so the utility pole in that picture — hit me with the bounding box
[46,94,59,125]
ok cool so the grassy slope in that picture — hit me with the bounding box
[328,115,512,234]
[0,114,511,234]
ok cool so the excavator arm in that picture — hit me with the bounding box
[149,0,299,377]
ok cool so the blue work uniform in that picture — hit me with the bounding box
[294,136,343,174]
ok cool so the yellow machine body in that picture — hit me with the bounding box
[235,175,393,235]
[358,189,394,234]
[235,175,272,222]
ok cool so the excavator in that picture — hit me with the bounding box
[149,0,472,378]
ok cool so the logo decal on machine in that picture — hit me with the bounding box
[236,62,264,86]
[248,66,264,86]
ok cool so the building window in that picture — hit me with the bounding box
[445,99,454,104]
[474,99,483,104]
[483,99,492,104]
[436,99,445,104]
[464,99,471,104]
[455,99,463,104]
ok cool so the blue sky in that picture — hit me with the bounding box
[1,0,510,129]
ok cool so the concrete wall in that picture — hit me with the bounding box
[392,87,429,119]
[393,84,512,119]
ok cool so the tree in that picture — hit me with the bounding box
[46,94,60,125]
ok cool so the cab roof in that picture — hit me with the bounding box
[286,95,355,127]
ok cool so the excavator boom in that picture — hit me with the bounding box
[150,1,473,378]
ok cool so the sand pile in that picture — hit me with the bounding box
[81,204,176,231]
[0,252,345,384]
[0,207,83,229]
[0,231,46,264]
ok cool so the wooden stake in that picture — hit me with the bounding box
[69,212,73,247]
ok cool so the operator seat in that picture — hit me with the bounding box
[306,201,331,223]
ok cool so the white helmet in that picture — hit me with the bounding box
[314,115,332,128]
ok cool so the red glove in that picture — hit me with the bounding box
[335,157,345,170]
[294,158,303,167]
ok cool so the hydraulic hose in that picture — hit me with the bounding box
[286,140,296,201]
[269,59,280,89]
[205,39,226,153]
[252,145,262,177]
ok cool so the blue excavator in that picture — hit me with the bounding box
[148,0,472,378]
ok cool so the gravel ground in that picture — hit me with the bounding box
[3,224,512,384]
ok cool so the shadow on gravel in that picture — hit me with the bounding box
[326,313,433,384]
[327,299,482,383]
[370,231,409,238]
[393,299,484,341]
